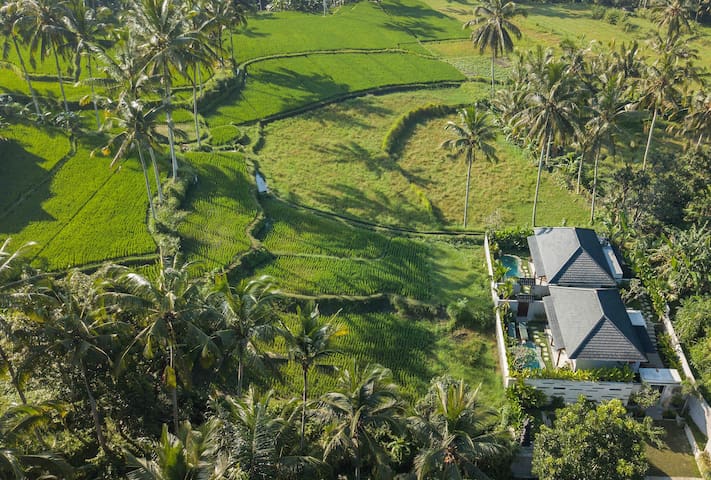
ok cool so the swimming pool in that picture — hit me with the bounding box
[523,341,542,369]
[501,254,521,278]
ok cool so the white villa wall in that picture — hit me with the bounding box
[524,378,640,405]
[485,236,511,384]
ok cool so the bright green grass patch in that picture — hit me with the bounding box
[258,197,486,303]
[232,1,427,62]
[379,0,469,41]
[0,138,155,270]
[257,86,588,229]
[0,124,71,209]
[206,52,464,126]
[423,40,512,81]
[209,124,243,147]
[267,311,504,403]
[178,152,259,270]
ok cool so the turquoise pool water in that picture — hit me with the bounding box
[523,341,542,369]
[501,254,521,278]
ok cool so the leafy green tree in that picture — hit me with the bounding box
[0,402,73,480]
[0,1,42,117]
[23,0,73,115]
[106,259,219,432]
[126,418,236,480]
[441,106,498,229]
[410,377,507,480]
[101,96,165,220]
[512,56,583,226]
[587,72,626,222]
[652,0,694,39]
[63,0,105,129]
[464,0,524,94]
[532,397,661,480]
[281,304,347,452]
[636,34,698,171]
[683,90,711,148]
[130,0,214,179]
[321,363,402,480]
[208,273,278,396]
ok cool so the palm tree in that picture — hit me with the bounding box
[23,0,73,115]
[465,0,524,95]
[683,90,711,148]
[126,418,234,480]
[101,96,164,220]
[588,73,626,223]
[320,363,402,480]
[410,378,506,480]
[105,259,219,432]
[0,1,42,117]
[0,238,36,405]
[0,402,73,480]
[209,273,278,396]
[512,57,583,226]
[441,106,498,229]
[652,0,694,39]
[130,0,215,179]
[281,304,347,453]
[636,34,697,170]
[63,0,104,129]
[29,270,116,452]
[94,36,164,205]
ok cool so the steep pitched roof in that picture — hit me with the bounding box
[527,227,616,287]
[544,287,648,362]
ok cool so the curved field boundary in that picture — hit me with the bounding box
[243,80,465,127]
[239,47,437,69]
[268,193,485,238]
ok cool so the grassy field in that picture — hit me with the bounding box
[268,309,504,403]
[645,420,701,478]
[206,52,465,125]
[178,151,260,270]
[0,128,156,270]
[257,86,589,229]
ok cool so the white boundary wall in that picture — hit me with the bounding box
[484,234,511,385]
[524,378,640,404]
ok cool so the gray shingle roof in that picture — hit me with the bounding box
[544,287,647,362]
[527,227,616,287]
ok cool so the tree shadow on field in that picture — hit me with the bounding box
[210,67,352,123]
[0,138,57,233]
[381,0,451,39]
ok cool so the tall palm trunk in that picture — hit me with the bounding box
[491,52,495,96]
[230,30,236,68]
[13,36,41,117]
[463,151,473,228]
[81,360,107,452]
[590,145,601,223]
[148,147,163,204]
[0,343,26,404]
[137,142,156,220]
[162,64,179,179]
[642,108,657,171]
[237,348,244,396]
[168,341,179,433]
[532,126,552,227]
[576,145,587,194]
[301,365,308,453]
[87,55,100,130]
[192,66,201,149]
[52,43,70,115]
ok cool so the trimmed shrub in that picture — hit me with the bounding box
[382,103,457,156]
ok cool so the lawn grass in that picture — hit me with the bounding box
[257,86,589,229]
[206,52,465,126]
[177,152,259,270]
[0,132,155,270]
[645,420,701,478]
